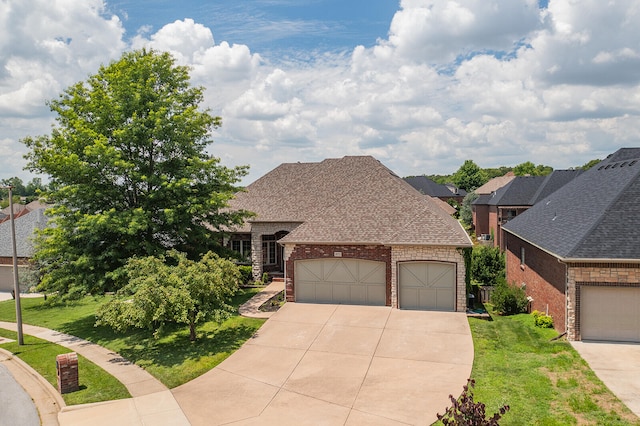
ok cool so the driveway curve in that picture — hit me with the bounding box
[172,303,474,425]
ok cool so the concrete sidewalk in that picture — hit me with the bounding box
[0,321,189,426]
[238,280,285,319]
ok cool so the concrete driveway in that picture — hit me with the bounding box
[572,341,640,417]
[172,303,474,425]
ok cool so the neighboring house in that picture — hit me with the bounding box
[472,170,581,249]
[502,148,640,342]
[0,208,48,292]
[226,156,473,311]
[0,203,29,224]
[403,176,467,204]
[474,172,516,195]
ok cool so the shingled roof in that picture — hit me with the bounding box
[0,208,48,258]
[474,169,582,207]
[229,156,472,247]
[502,148,640,260]
[403,176,467,198]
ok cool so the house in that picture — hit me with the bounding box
[226,156,473,311]
[472,170,581,249]
[403,176,467,204]
[474,172,516,195]
[0,207,48,292]
[502,148,640,342]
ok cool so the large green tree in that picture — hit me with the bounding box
[23,49,249,298]
[452,160,488,192]
[513,161,553,176]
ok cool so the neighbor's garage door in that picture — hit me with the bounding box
[581,286,640,342]
[295,258,386,305]
[399,262,455,311]
[0,265,14,292]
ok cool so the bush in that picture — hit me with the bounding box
[491,278,528,315]
[238,265,253,284]
[438,378,510,425]
[470,246,505,286]
[532,310,554,328]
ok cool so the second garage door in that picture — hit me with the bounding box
[399,261,455,311]
[295,258,386,305]
[581,286,640,342]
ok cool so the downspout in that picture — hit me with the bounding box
[558,258,569,338]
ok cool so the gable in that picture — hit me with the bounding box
[503,148,640,260]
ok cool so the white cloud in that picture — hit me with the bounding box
[2,0,640,185]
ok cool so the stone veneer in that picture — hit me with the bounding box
[390,245,467,311]
[566,263,640,341]
[249,222,302,281]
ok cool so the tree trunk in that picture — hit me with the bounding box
[189,321,196,341]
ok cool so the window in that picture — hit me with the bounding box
[231,239,251,259]
[520,246,526,266]
[262,235,276,265]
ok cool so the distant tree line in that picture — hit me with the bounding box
[423,158,601,193]
[0,177,52,207]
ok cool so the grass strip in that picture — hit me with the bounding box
[0,328,130,405]
[468,306,640,425]
[0,288,265,388]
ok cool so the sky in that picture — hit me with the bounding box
[1,0,640,185]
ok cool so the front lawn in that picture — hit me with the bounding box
[0,328,130,405]
[0,288,266,388]
[468,307,640,425]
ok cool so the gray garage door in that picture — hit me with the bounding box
[581,286,640,342]
[295,258,386,305]
[0,265,15,292]
[399,261,455,311]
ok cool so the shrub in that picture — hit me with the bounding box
[470,246,505,286]
[438,378,510,425]
[491,278,528,315]
[238,265,253,284]
[532,310,554,328]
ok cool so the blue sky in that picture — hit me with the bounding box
[1,0,638,184]
[110,1,399,57]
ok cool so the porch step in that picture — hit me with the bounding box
[271,277,285,283]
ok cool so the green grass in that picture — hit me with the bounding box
[0,288,266,389]
[0,328,129,405]
[468,306,640,425]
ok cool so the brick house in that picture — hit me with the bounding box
[472,170,581,249]
[226,156,473,311]
[502,148,640,342]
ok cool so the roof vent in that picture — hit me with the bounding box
[630,160,638,166]
[621,162,629,167]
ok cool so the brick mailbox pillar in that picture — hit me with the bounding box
[56,352,79,394]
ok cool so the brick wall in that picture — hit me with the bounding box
[284,244,392,304]
[473,205,490,236]
[390,245,466,311]
[505,232,567,333]
[488,207,499,248]
[567,263,640,340]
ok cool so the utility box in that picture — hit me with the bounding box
[56,352,79,394]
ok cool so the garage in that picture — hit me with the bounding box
[581,286,640,342]
[0,265,15,292]
[295,258,386,305]
[399,261,455,311]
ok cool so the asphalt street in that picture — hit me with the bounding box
[0,363,40,426]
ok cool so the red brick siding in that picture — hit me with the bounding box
[505,233,567,333]
[488,207,499,248]
[285,244,392,305]
[473,205,490,236]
